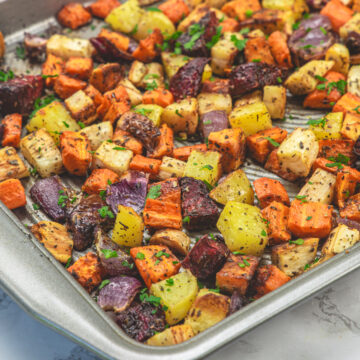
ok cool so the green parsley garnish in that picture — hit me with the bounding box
[209,287,220,293]
[145,80,158,91]
[155,250,170,259]
[78,121,85,129]
[99,190,106,201]
[184,24,205,50]
[16,46,25,60]
[306,216,312,221]
[101,249,118,259]
[261,229,267,236]
[166,278,174,286]
[0,70,15,82]
[98,206,114,219]
[65,257,72,268]
[113,146,126,151]
[32,203,40,210]
[122,260,134,269]
[230,35,247,51]
[307,118,326,128]
[206,26,223,49]
[203,179,213,191]
[245,10,253,18]
[129,24,138,35]
[183,216,190,223]
[29,94,58,119]
[200,164,214,170]
[264,137,280,147]
[319,26,327,35]
[289,239,304,245]
[58,195,68,208]
[147,184,161,199]
[99,279,110,290]
[41,74,59,79]
[147,7,162,11]
[252,58,261,62]
[136,252,145,260]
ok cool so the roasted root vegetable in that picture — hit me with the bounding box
[65,90,97,125]
[82,168,119,195]
[320,0,353,32]
[334,172,357,208]
[253,177,290,208]
[130,155,161,175]
[64,57,93,80]
[158,0,190,23]
[199,110,229,140]
[268,31,292,68]
[263,85,287,120]
[89,63,123,93]
[325,44,350,76]
[1,114,22,148]
[341,113,360,141]
[143,88,174,108]
[148,124,174,159]
[54,74,87,99]
[0,179,26,210]
[339,194,360,222]
[197,92,232,116]
[57,3,91,30]
[146,325,194,346]
[158,156,186,180]
[79,121,113,151]
[245,37,275,65]
[150,229,191,256]
[89,0,120,18]
[309,112,343,140]
[172,144,207,162]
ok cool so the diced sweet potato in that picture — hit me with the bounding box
[221,0,261,21]
[84,84,108,118]
[89,63,123,93]
[0,178,26,210]
[67,252,103,292]
[57,2,92,30]
[268,31,292,69]
[130,245,181,288]
[172,144,207,162]
[97,28,130,53]
[253,177,289,208]
[64,57,93,80]
[64,90,97,125]
[245,37,275,65]
[143,88,174,108]
[1,113,22,148]
[89,0,120,18]
[130,155,161,175]
[54,74,87,99]
[264,149,299,182]
[220,18,240,33]
[333,92,360,115]
[82,168,119,194]
[158,0,190,23]
[132,29,163,63]
[112,129,143,155]
[339,193,360,222]
[312,158,360,182]
[318,139,356,165]
[42,54,64,87]
[335,172,357,208]
[148,124,174,159]
[320,0,353,32]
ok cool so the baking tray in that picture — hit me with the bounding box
[1,1,360,359]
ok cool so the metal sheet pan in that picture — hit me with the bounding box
[1,1,360,359]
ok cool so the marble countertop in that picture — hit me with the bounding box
[1,268,360,360]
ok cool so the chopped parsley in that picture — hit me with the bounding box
[307,117,326,128]
[252,58,261,62]
[29,94,58,119]
[184,24,205,50]
[175,109,183,117]
[233,251,245,255]
[101,249,118,259]
[30,167,38,176]
[326,153,350,169]
[147,7,162,11]
[155,250,170,259]
[78,121,85,129]
[289,238,304,245]
[261,229,267,236]
[264,137,280,147]
[58,195,68,208]
[183,216,190,223]
[166,278,174,286]
[98,206,115,219]
[0,70,15,82]
[41,74,59,79]
[136,252,145,260]
[277,76,282,84]
[206,26,223,49]
[209,233,216,240]
[113,146,126,151]
[140,292,162,307]
[353,105,360,114]
[319,26,327,35]
[122,260,134,269]
[144,73,160,80]
[209,287,220,293]
[203,119,212,125]
[245,10,253,18]
[99,279,110,290]
[32,203,40,210]
[65,257,72,268]
[134,107,152,116]
[129,24,138,36]
[146,184,161,199]
[99,190,106,201]
[15,46,25,60]
[62,121,69,128]
[200,164,213,171]
[203,180,213,191]
[145,80,158,91]
[240,27,250,35]
[230,35,247,51]
[292,21,300,30]
[306,216,312,221]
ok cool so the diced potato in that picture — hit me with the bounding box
[112,204,144,247]
[184,150,222,186]
[217,201,268,256]
[184,289,229,335]
[26,101,80,143]
[285,60,334,95]
[161,98,198,135]
[322,224,360,257]
[197,92,232,115]
[46,34,93,60]
[118,78,143,105]
[133,104,163,127]
[158,156,186,180]
[263,85,286,119]
[20,129,63,178]
[79,121,113,151]
[209,169,254,206]
[0,147,29,182]
[141,63,165,89]
[229,102,272,136]
[277,128,319,177]
[234,91,263,108]
[150,228,191,256]
[262,0,295,10]
[297,168,336,204]
[339,13,360,40]
[65,90,97,125]
[128,60,148,87]
[31,221,73,264]
[347,65,360,97]
[146,325,194,346]
[92,141,133,175]
[325,43,350,75]
[310,112,343,140]
[272,238,319,276]
[150,270,198,325]
[341,112,360,141]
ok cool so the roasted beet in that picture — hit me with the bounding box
[169,57,210,101]
[97,276,142,312]
[106,171,148,215]
[95,228,137,276]
[229,291,247,315]
[115,301,166,342]
[119,111,160,152]
[180,176,220,230]
[0,75,43,116]
[199,110,228,140]
[345,32,360,55]
[182,234,229,280]
[90,36,135,62]
[24,33,47,62]
[30,176,66,222]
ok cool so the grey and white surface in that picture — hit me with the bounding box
[1,266,360,360]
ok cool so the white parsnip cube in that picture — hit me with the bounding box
[158,156,186,180]
[65,90,97,125]
[197,93,232,115]
[79,121,113,151]
[322,225,360,256]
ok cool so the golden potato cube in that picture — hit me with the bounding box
[341,112,360,141]
[197,92,232,115]
[263,85,286,119]
[150,229,191,256]
[79,121,113,151]
[146,325,194,346]
[0,146,29,182]
[65,90,97,125]
[310,112,343,140]
[158,156,186,180]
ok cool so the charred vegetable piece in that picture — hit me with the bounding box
[24,33,47,62]
[199,110,229,140]
[90,36,135,62]
[228,291,247,315]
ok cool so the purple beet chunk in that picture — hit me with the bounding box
[179,177,220,231]
[106,171,148,215]
[182,234,229,280]
[95,228,136,276]
[30,176,66,222]
[98,276,142,312]
[229,291,247,315]
[200,110,228,140]
[115,301,166,342]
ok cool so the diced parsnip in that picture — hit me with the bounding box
[0,147,29,182]
[146,325,194,346]
[64,90,97,125]
[128,60,147,87]
[197,93,232,115]
[150,270,198,325]
[20,129,63,178]
[339,13,360,40]
[271,238,319,276]
[158,156,186,180]
[141,63,164,89]
[150,229,191,256]
[229,102,272,136]
[347,65,360,97]
[217,201,268,256]
[297,168,336,204]
[184,288,229,334]
[79,121,113,151]
[325,43,350,75]
[31,221,73,264]
[46,34,93,60]
[184,150,222,187]
[162,52,189,79]
[133,104,163,127]
[209,169,254,206]
[118,78,143,105]
[26,101,80,143]
[322,224,360,257]
[263,85,286,119]
[161,98,198,135]
[92,141,133,175]
[285,60,334,95]
[309,112,343,140]
[112,204,144,247]
[341,113,360,141]
[233,91,263,108]
[277,128,319,177]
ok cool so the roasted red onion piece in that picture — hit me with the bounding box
[336,216,360,232]
[24,33,47,62]
[199,110,228,140]
[229,291,247,315]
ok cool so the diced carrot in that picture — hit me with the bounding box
[253,264,290,299]
[89,63,123,93]
[143,88,174,108]
[132,29,163,63]
[64,57,93,80]
[57,2,92,30]
[148,124,174,159]
[245,37,275,65]
[261,201,291,245]
[112,129,143,155]
[220,18,240,33]
[1,113,22,148]
[84,84,108,118]
[158,0,190,23]
[320,0,353,32]
[67,252,103,292]
[201,79,230,94]
[60,131,92,176]
[97,28,130,53]
[253,177,290,208]
[42,54,64,87]
[221,0,261,21]
[332,92,360,115]
[0,179,26,210]
[318,139,356,164]
[288,200,333,238]
[143,199,182,229]
[130,245,181,288]
[54,74,87,99]
[246,127,288,164]
[172,144,207,161]
[89,0,120,18]
[103,101,131,124]
[130,155,161,175]
[334,172,357,208]
[264,149,299,182]
[82,168,119,194]
[268,31,292,68]
[150,178,181,203]
[339,193,360,222]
